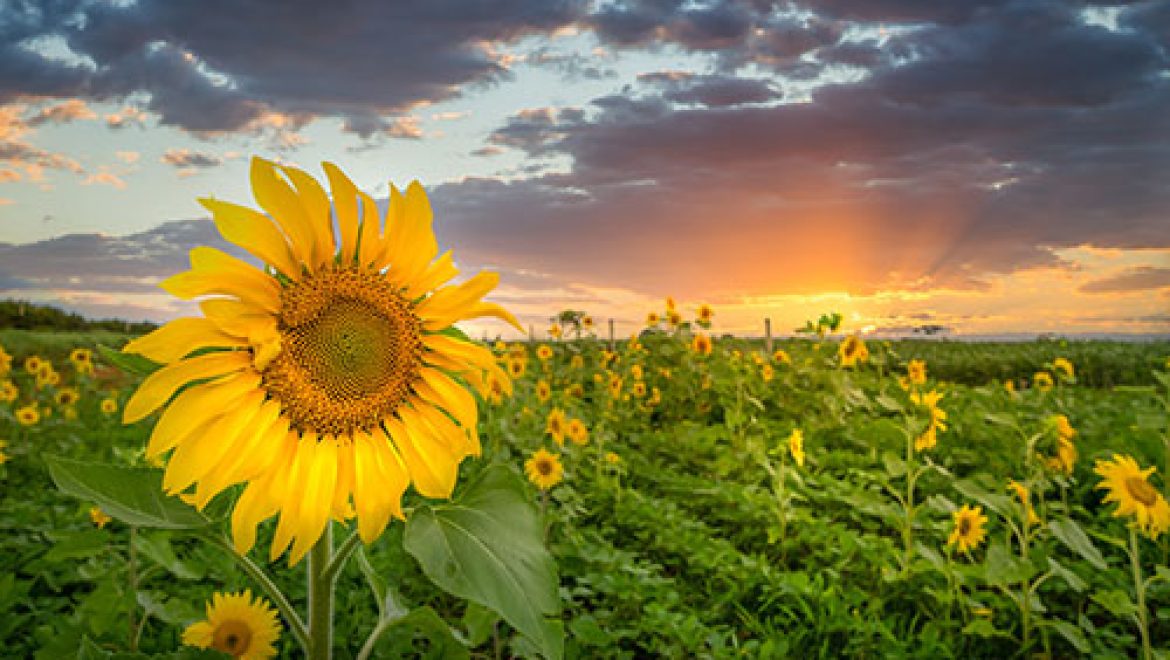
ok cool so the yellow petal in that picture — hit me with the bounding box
[124,317,244,364]
[250,157,316,270]
[146,372,261,458]
[279,163,335,265]
[199,197,300,278]
[161,247,281,313]
[356,190,383,268]
[405,251,459,299]
[413,399,477,457]
[386,409,460,499]
[199,299,277,339]
[271,434,316,561]
[288,438,338,565]
[414,367,477,432]
[124,351,251,424]
[352,431,394,543]
[194,400,284,502]
[163,391,264,496]
[332,438,355,518]
[323,162,360,262]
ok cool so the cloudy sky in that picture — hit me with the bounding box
[1,0,1168,338]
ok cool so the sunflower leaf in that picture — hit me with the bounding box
[405,465,563,659]
[1049,518,1108,571]
[97,344,162,377]
[46,456,210,530]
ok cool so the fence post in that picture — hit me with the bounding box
[608,318,615,350]
[764,318,773,355]
[528,324,534,343]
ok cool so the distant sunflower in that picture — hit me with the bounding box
[101,397,119,415]
[838,335,869,367]
[183,590,281,659]
[772,349,791,365]
[536,345,554,361]
[56,387,80,407]
[535,379,552,403]
[646,312,660,326]
[581,315,594,330]
[525,448,563,491]
[1094,454,1170,539]
[1006,479,1040,526]
[121,158,518,564]
[696,304,713,325]
[0,380,18,403]
[1053,357,1074,381]
[90,507,112,529]
[548,324,562,339]
[546,408,567,445]
[691,334,713,356]
[566,418,588,446]
[761,364,774,382]
[16,404,39,426]
[948,504,988,555]
[788,429,805,467]
[910,389,947,451]
[1033,371,1054,392]
[630,364,644,380]
[907,359,927,386]
[0,345,11,377]
[506,357,527,379]
[24,356,43,374]
[631,381,647,398]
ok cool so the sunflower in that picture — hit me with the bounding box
[910,390,947,451]
[1033,371,1054,392]
[15,405,39,426]
[1006,479,1040,526]
[56,387,80,407]
[607,374,623,399]
[546,408,567,445]
[569,355,584,370]
[120,158,518,564]
[948,504,988,555]
[101,397,119,415]
[0,380,17,403]
[506,357,527,379]
[183,590,281,659]
[630,364,644,380]
[581,315,594,330]
[788,429,805,467]
[646,312,660,326]
[524,448,563,491]
[665,297,676,313]
[1094,454,1170,539]
[90,507,112,529]
[1053,357,1074,381]
[838,335,869,367]
[566,418,588,446]
[761,364,774,382]
[772,349,791,365]
[70,348,95,376]
[0,345,11,377]
[24,356,43,374]
[0,441,8,466]
[548,324,562,339]
[696,304,713,325]
[631,381,647,398]
[691,334,713,356]
[536,345,553,361]
[667,310,682,326]
[535,379,552,403]
[907,359,927,386]
[604,451,621,465]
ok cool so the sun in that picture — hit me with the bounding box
[122,157,519,564]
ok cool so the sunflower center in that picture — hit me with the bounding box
[1125,476,1159,507]
[212,619,252,656]
[958,517,971,536]
[263,266,423,437]
[536,459,553,476]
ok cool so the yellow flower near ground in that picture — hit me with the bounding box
[567,418,588,445]
[569,355,584,370]
[546,408,567,446]
[761,364,774,382]
[772,349,791,365]
[838,335,869,367]
[507,357,527,379]
[607,374,623,399]
[647,386,662,406]
[24,356,43,374]
[691,334,713,356]
[788,429,805,467]
[536,344,553,361]
[70,348,95,376]
[566,383,584,399]
[1094,454,1170,540]
[1033,371,1054,392]
[101,397,119,415]
[667,310,682,326]
[119,158,518,564]
[1053,357,1074,380]
[605,451,621,465]
[486,373,508,406]
[183,590,281,659]
[907,359,927,386]
[90,507,112,529]
[631,381,647,398]
[535,380,551,403]
[0,380,17,403]
[548,324,562,339]
[630,364,644,380]
[16,405,39,426]
[948,504,988,555]
[525,448,563,491]
[55,387,80,407]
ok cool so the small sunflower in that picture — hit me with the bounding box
[546,408,567,446]
[910,390,947,451]
[506,357,527,379]
[631,381,647,398]
[907,359,927,386]
[607,374,623,399]
[665,297,677,313]
[838,335,869,367]
[761,364,774,382]
[101,397,119,415]
[524,448,563,491]
[183,590,281,659]
[536,345,554,361]
[948,504,988,555]
[0,345,11,377]
[630,364,644,381]
[691,334,713,356]
[1033,371,1054,392]
[56,387,80,407]
[646,312,660,326]
[1094,454,1170,539]
[1006,479,1040,526]
[772,349,791,365]
[0,380,17,403]
[604,451,621,465]
[667,310,682,326]
[548,324,562,339]
[696,304,713,325]
[535,380,552,403]
[90,507,112,529]
[23,356,44,374]
[788,429,805,467]
[16,405,39,426]
[121,158,517,564]
[569,355,584,370]
[581,315,594,330]
[566,418,588,446]
[1053,357,1074,381]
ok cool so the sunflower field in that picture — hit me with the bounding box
[2,314,1169,659]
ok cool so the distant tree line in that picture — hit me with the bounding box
[0,299,157,333]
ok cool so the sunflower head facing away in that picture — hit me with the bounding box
[122,158,519,564]
[1094,454,1170,540]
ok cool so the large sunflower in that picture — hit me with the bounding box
[123,158,518,564]
[1094,454,1170,539]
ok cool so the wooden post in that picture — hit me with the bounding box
[608,319,615,350]
[528,324,535,343]
[764,318,773,355]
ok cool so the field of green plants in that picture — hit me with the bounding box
[2,318,1169,658]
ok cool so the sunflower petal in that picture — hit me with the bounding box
[146,372,260,458]
[199,197,300,278]
[323,162,360,262]
[414,367,477,432]
[288,438,338,565]
[250,157,316,270]
[279,163,335,265]
[161,247,281,313]
[356,191,383,268]
[163,391,264,497]
[271,434,316,561]
[385,412,460,499]
[406,251,459,299]
[124,317,244,364]
[124,351,251,424]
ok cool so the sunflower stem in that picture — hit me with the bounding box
[308,523,335,660]
[1129,527,1152,660]
[323,530,362,584]
[127,525,138,653]
[203,532,310,651]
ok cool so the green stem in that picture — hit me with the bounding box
[127,526,138,653]
[308,523,334,660]
[323,530,362,584]
[1130,527,1152,660]
[202,533,310,651]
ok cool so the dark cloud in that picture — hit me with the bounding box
[0,0,587,133]
[637,72,780,107]
[160,148,221,168]
[1079,266,1170,294]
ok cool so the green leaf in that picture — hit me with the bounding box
[46,456,210,530]
[1046,619,1090,653]
[983,541,1034,586]
[462,602,501,648]
[1046,557,1087,593]
[962,618,1008,639]
[389,607,469,659]
[1049,518,1108,571]
[405,465,562,659]
[97,344,161,377]
[134,532,201,580]
[1092,589,1139,618]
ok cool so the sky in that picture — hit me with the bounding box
[1,0,1168,339]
